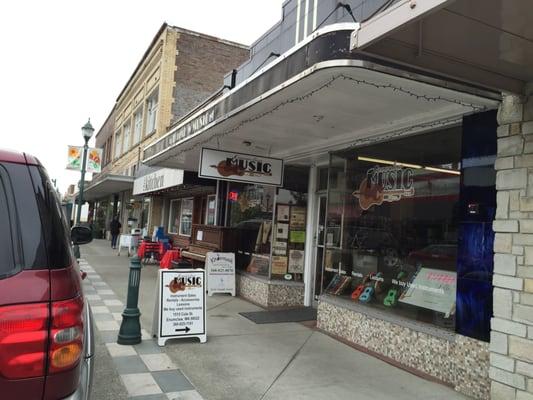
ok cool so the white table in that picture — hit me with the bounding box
[117,234,140,256]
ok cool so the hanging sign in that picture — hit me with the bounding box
[352,166,415,210]
[199,148,284,186]
[206,252,236,296]
[157,269,206,345]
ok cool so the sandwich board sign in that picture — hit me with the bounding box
[156,269,206,345]
[206,252,236,296]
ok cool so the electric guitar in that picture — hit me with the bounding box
[352,177,414,210]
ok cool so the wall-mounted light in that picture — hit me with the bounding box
[357,156,461,175]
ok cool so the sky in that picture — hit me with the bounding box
[0,0,285,194]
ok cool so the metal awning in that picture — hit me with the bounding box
[143,23,500,171]
[83,174,134,201]
[352,0,533,94]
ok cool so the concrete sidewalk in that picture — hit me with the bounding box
[82,239,469,400]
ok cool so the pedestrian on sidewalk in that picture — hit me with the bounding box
[110,216,121,249]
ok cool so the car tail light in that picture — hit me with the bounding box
[0,303,49,379]
[48,296,84,374]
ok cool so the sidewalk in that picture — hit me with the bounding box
[82,239,469,400]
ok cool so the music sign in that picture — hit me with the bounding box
[157,269,206,345]
[199,148,284,186]
[352,166,415,210]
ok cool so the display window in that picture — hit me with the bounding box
[205,194,216,225]
[168,199,181,234]
[271,189,307,282]
[228,167,309,281]
[228,183,274,277]
[179,198,193,236]
[323,130,462,331]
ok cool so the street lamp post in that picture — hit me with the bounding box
[74,119,95,258]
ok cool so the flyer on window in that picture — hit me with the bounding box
[273,241,287,256]
[277,205,290,222]
[288,250,305,273]
[290,207,306,229]
[275,223,289,239]
[289,230,306,243]
[271,256,288,275]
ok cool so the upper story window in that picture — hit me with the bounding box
[123,122,131,154]
[145,90,158,136]
[114,131,122,159]
[133,107,143,144]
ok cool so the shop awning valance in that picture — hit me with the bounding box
[83,174,134,201]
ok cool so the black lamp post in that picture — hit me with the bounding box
[74,119,95,258]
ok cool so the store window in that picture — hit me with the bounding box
[133,108,143,144]
[206,194,216,225]
[145,90,158,135]
[228,183,275,276]
[168,199,181,234]
[323,130,461,331]
[271,188,308,282]
[179,198,193,236]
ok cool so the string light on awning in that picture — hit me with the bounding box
[160,74,487,164]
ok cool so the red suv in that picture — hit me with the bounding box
[0,149,94,399]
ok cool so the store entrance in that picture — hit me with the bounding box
[312,194,327,307]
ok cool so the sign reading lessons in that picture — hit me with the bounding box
[157,269,206,345]
[206,252,235,296]
[133,168,184,195]
[199,148,284,186]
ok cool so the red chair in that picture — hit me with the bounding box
[138,241,164,264]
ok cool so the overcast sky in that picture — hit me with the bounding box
[0,0,284,193]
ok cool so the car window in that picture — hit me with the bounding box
[28,165,73,268]
[0,162,47,278]
[0,161,74,278]
[0,165,22,278]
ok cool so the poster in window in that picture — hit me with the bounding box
[290,207,306,229]
[399,268,457,317]
[289,230,306,243]
[288,250,305,274]
[271,256,288,275]
[246,255,269,275]
[275,223,289,240]
[273,241,287,256]
[277,205,290,222]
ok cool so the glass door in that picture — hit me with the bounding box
[312,194,327,306]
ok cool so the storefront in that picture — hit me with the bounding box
[83,174,135,239]
[133,166,218,247]
[141,19,510,399]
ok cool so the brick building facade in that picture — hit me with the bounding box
[86,23,249,238]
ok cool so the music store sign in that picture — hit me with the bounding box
[199,148,284,186]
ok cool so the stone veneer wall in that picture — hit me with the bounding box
[236,274,304,308]
[317,298,490,399]
[490,92,533,400]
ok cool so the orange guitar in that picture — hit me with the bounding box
[211,160,273,178]
[211,160,245,177]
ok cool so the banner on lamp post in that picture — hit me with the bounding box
[66,146,83,171]
[86,148,103,173]
[66,146,102,173]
